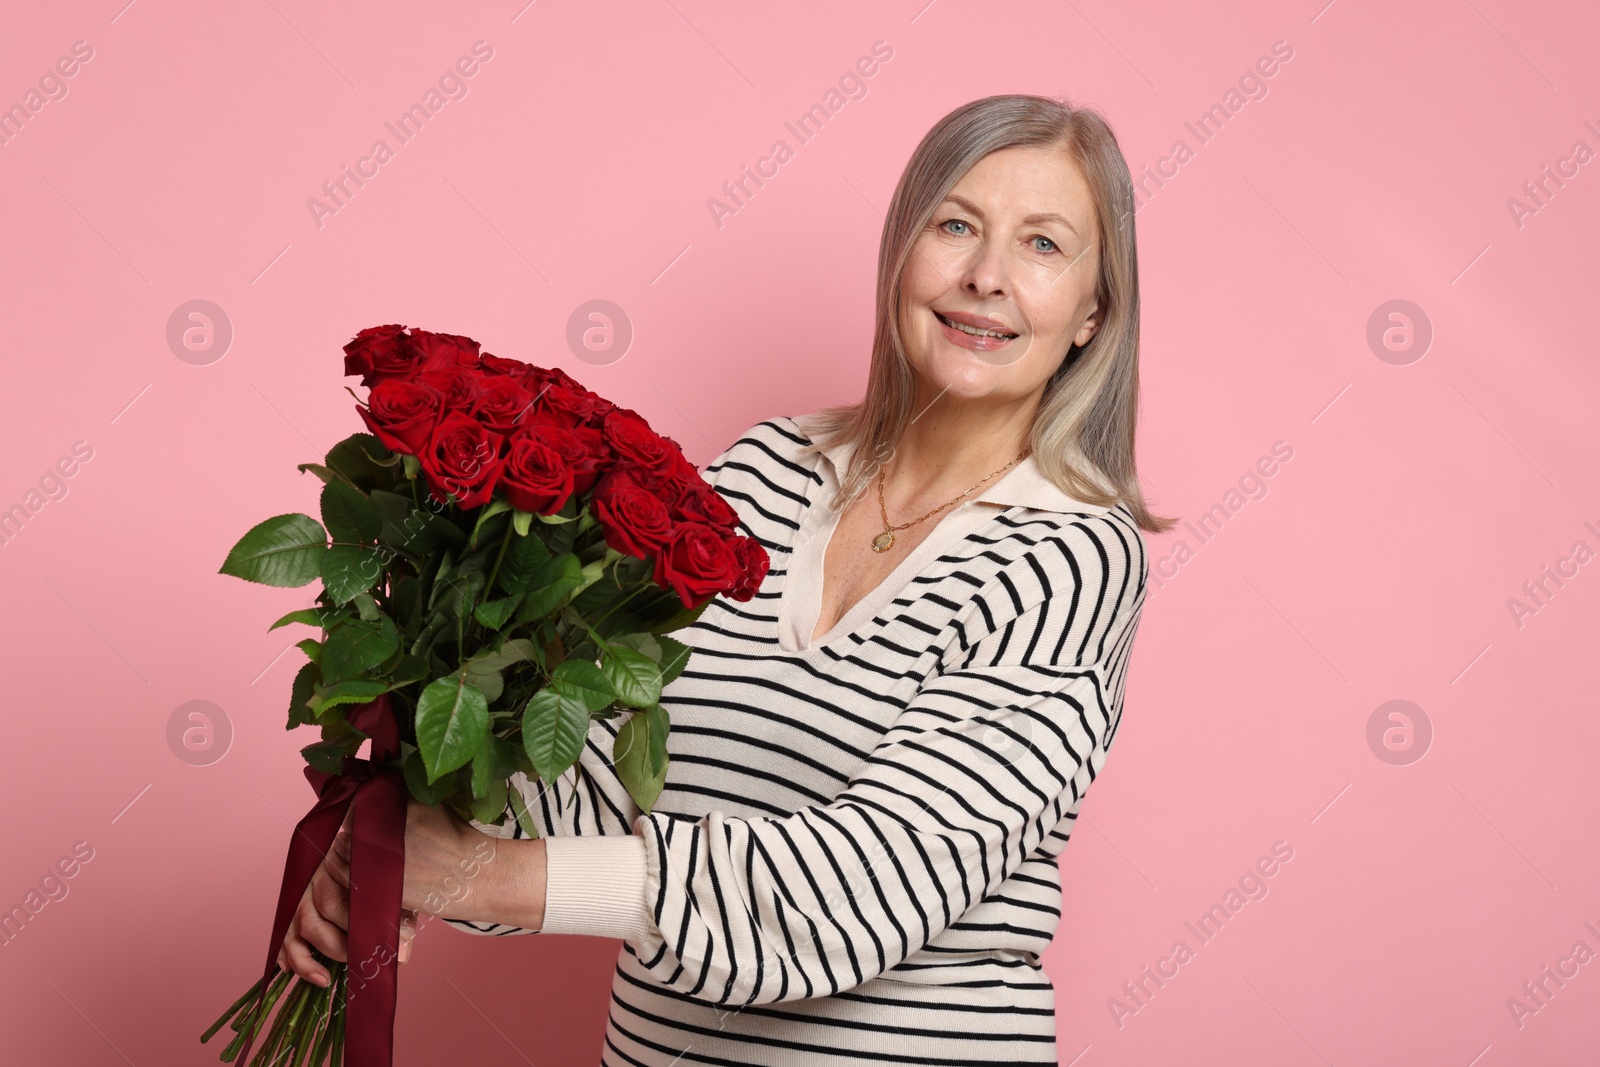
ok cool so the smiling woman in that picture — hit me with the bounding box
[294,93,1174,1066]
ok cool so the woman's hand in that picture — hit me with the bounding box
[276,808,418,987]
[276,799,546,986]
[401,799,502,918]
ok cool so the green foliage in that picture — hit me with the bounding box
[613,705,670,812]
[219,514,327,587]
[217,425,719,826]
[415,677,489,783]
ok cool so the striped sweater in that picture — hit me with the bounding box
[446,413,1150,1065]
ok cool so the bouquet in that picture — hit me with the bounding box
[199,325,768,1066]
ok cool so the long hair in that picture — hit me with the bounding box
[799,93,1175,534]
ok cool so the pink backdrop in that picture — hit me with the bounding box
[2,1,1597,1064]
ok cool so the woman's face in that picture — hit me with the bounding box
[897,144,1103,409]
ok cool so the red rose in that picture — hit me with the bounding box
[728,535,770,601]
[498,437,573,515]
[538,384,611,427]
[406,330,482,371]
[343,324,411,386]
[592,468,674,559]
[415,366,485,413]
[356,379,444,455]
[526,365,589,396]
[603,409,676,474]
[471,374,535,435]
[671,477,737,529]
[653,522,742,610]
[479,353,534,381]
[526,419,608,496]
[419,413,505,510]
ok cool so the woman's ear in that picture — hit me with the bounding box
[1073,297,1102,348]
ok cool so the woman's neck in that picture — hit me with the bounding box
[886,394,1038,501]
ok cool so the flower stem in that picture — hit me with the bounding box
[201,974,266,1044]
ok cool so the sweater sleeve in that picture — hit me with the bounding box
[625,512,1148,1006]
[442,423,773,941]
[440,713,647,938]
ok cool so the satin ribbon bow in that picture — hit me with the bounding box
[237,692,409,1067]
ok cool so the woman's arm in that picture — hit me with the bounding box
[593,509,1148,1007]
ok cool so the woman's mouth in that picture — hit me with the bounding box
[934,310,1018,351]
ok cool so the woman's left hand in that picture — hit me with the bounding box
[401,798,502,919]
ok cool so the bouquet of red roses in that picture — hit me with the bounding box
[199,325,767,1066]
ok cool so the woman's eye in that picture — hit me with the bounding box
[940,218,971,236]
[1031,235,1058,254]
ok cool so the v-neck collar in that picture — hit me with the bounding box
[778,413,1113,653]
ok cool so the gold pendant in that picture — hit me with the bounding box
[871,531,895,552]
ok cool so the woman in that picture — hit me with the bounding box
[280,93,1175,1065]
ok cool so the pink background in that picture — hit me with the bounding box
[2,0,1597,1064]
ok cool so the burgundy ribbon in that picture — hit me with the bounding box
[237,693,408,1067]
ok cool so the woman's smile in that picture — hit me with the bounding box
[932,308,1020,351]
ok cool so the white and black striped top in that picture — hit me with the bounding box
[447,413,1149,1066]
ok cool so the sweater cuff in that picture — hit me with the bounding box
[538,833,653,944]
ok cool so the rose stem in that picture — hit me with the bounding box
[201,975,266,1043]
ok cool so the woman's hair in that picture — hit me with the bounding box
[799,93,1175,534]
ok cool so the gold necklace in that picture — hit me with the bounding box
[871,448,1028,552]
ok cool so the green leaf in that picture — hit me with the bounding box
[352,591,381,621]
[575,559,606,596]
[296,638,322,664]
[219,513,327,587]
[370,489,418,544]
[302,737,355,775]
[656,635,692,685]
[496,534,551,595]
[469,499,513,549]
[326,433,395,483]
[521,687,589,784]
[507,780,541,838]
[460,639,538,704]
[386,653,431,688]
[321,544,385,604]
[514,554,585,622]
[320,616,400,685]
[321,479,382,543]
[601,646,662,708]
[648,599,712,636]
[468,778,509,824]
[611,632,662,662]
[552,660,617,713]
[512,510,533,537]
[307,678,390,717]
[287,661,320,729]
[470,732,497,799]
[473,596,521,632]
[403,748,456,805]
[402,454,422,480]
[613,707,669,813]
[296,462,339,486]
[270,607,337,632]
[415,677,490,783]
